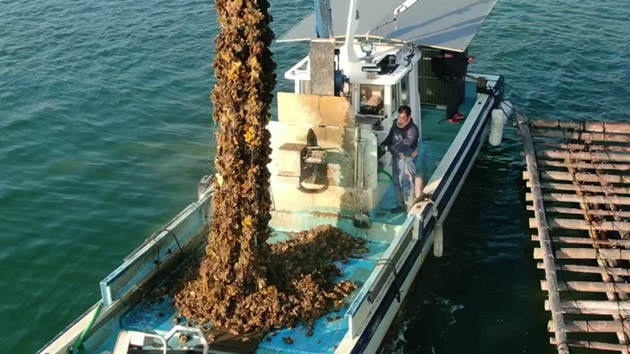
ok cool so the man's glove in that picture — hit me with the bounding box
[377,144,387,159]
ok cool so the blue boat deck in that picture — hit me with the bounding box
[420,81,479,178]
[93,82,481,354]
[105,235,390,354]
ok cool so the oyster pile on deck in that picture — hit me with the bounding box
[174,225,366,335]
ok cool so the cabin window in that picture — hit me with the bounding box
[359,84,384,115]
[300,80,311,95]
[400,72,410,106]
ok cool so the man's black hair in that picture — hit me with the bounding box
[398,105,412,116]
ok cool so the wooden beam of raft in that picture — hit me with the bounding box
[523,170,630,184]
[529,217,630,232]
[545,300,630,315]
[517,115,570,354]
[527,205,630,218]
[536,263,630,277]
[550,338,630,352]
[537,159,630,172]
[549,320,630,333]
[541,280,630,293]
[531,235,630,247]
[523,170,630,185]
[537,142,630,153]
[529,120,630,134]
[533,247,630,260]
[525,181,630,196]
[525,192,630,206]
[531,130,630,143]
[535,150,630,163]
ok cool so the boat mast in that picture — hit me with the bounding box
[342,0,360,64]
[313,0,333,38]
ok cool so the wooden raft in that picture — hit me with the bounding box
[518,117,630,354]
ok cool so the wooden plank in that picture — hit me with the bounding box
[536,150,630,163]
[517,115,570,354]
[530,120,630,134]
[527,205,630,218]
[551,338,630,352]
[546,300,630,316]
[523,170,630,184]
[541,280,630,293]
[538,159,630,172]
[526,181,630,196]
[536,142,630,153]
[525,192,630,206]
[533,247,630,260]
[532,235,630,247]
[537,263,630,277]
[550,320,630,333]
[530,217,630,232]
[532,130,630,143]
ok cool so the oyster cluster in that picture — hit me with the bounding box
[174,226,366,334]
[173,0,366,337]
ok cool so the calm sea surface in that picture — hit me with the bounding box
[1,0,629,353]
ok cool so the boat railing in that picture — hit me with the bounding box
[99,193,213,307]
[345,214,417,339]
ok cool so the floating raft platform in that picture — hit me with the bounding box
[518,118,630,353]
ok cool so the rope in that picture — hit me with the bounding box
[375,259,401,303]
[560,125,630,351]
[522,116,630,352]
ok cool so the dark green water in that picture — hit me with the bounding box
[1,0,629,353]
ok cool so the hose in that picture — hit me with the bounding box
[378,168,395,183]
[71,300,104,354]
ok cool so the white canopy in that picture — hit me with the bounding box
[277,0,498,52]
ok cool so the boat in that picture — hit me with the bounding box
[37,0,510,353]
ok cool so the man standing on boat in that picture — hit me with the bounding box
[433,51,477,124]
[379,105,420,213]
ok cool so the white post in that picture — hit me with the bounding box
[410,59,422,144]
[343,0,360,64]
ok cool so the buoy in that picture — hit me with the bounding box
[488,101,513,147]
[433,222,443,257]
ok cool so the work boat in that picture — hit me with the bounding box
[38,0,511,353]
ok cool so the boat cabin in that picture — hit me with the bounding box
[286,42,421,130]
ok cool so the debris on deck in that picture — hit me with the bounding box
[518,117,630,354]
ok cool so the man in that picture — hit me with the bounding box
[379,105,419,212]
[432,51,477,124]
